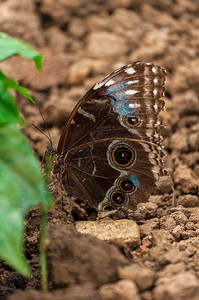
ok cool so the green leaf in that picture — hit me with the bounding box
[0,71,35,103]
[0,124,52,275]
[0,32,42,70]
[0,175,30,276]
[0,79,24,125]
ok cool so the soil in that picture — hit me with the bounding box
[0,0,199,299]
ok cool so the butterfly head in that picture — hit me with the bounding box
[43,145,57,172]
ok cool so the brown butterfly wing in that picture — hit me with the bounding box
[54,62,167,211]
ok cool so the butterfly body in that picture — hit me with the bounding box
[53,62,167,211]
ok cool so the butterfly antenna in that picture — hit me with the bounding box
[38,106,53,147]
[32,123,52,144]
[32,107,55,169]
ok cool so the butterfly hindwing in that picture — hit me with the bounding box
[54,61,167,211]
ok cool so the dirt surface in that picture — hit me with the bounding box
[0,0,199,299]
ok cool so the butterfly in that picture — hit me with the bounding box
[53,61,167,211]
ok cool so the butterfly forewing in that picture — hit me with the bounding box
[54,61,167,211]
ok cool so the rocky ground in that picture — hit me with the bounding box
[0,0,199,299]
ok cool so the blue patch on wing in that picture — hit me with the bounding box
[105,89,127,101]
[128,175,140,187]
[105,79,135,94]
[104,79,137,101]
[113,100,139,115]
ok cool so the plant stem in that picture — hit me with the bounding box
[39,145,54,293]
[40,206,48,293]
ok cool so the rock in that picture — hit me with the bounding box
[153,176,173,194]
[172,90,199,116]
[144,203,158,218]
[181,230,197,239]
[178,237,199,250]
[46,225,128,288]
[75,219,141,249]
[86,31,128,59]
[147,230,187,266]
[41,0,94,25]
[153,272,199,300]
[142,235,153,248]
[68,17,88,38]
[45,27,72,52]
[189,209,199,223]
[129,29,169,62]
[160,216,176,232]
[8,285,101,300]
[170,211,187,225]
[174,165,199,194]
[99,279,141,300]
[172,225,183,240]
[118,264,155,291]
[111,8,142,34]
[181,151,199,168]
[157,262,186,279]
[170,130,188,152]
[68,59,105,85]
[195,165,199,177]
[151,229,174,247]
[140,290,152,300]
[188,132,199,151]
[159,245,185,264]
[171,60,199,94]
[132,203,148,220]
[44,87,85,126]
[0,0,44,47]
[132,202,158,221]
[148,195,165,208]
[177,195,199,207]
[185,221,195,230]
[184,245,197,257]
[139,219,159,237]
[106,0,134,11]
